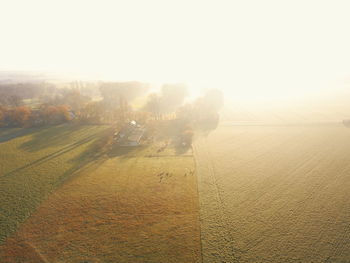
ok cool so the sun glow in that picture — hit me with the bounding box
[1,0,350,105]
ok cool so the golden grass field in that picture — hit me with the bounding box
[2,122,350,263]
[194,123,350,263]
[0,132,201,262]
[0,125,108,244]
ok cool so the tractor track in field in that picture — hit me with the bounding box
[3,133,99,178]
[204,144,242,262]
[193,140,241,263]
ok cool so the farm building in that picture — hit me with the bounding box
[114,121,145,146]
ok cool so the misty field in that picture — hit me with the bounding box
[0,139,201,262]
[194,123,350,263]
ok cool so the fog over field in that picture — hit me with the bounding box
[222,93,350,124]
[2,0,350,103]
[1,0,350,262]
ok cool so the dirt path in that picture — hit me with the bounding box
[0,147,201,262]
[194,124,350,263]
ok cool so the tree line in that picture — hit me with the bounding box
[0,81,223,131]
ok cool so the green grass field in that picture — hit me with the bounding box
[0,124,108,243]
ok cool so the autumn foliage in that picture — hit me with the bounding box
[40,104,71,125]
[0,106,32,127]
[12,106,32,126]
[0,105,73,128]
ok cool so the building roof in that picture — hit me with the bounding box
[127,128,144,143]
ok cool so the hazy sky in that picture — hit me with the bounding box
[1,0,350,103]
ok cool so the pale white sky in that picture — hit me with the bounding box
[1,0,350,103]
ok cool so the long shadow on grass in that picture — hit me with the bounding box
[0,128,36,144]
[19,124,99,152]
[0,127,110,244]
[3,133,100,178]
[107,144,147,159]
